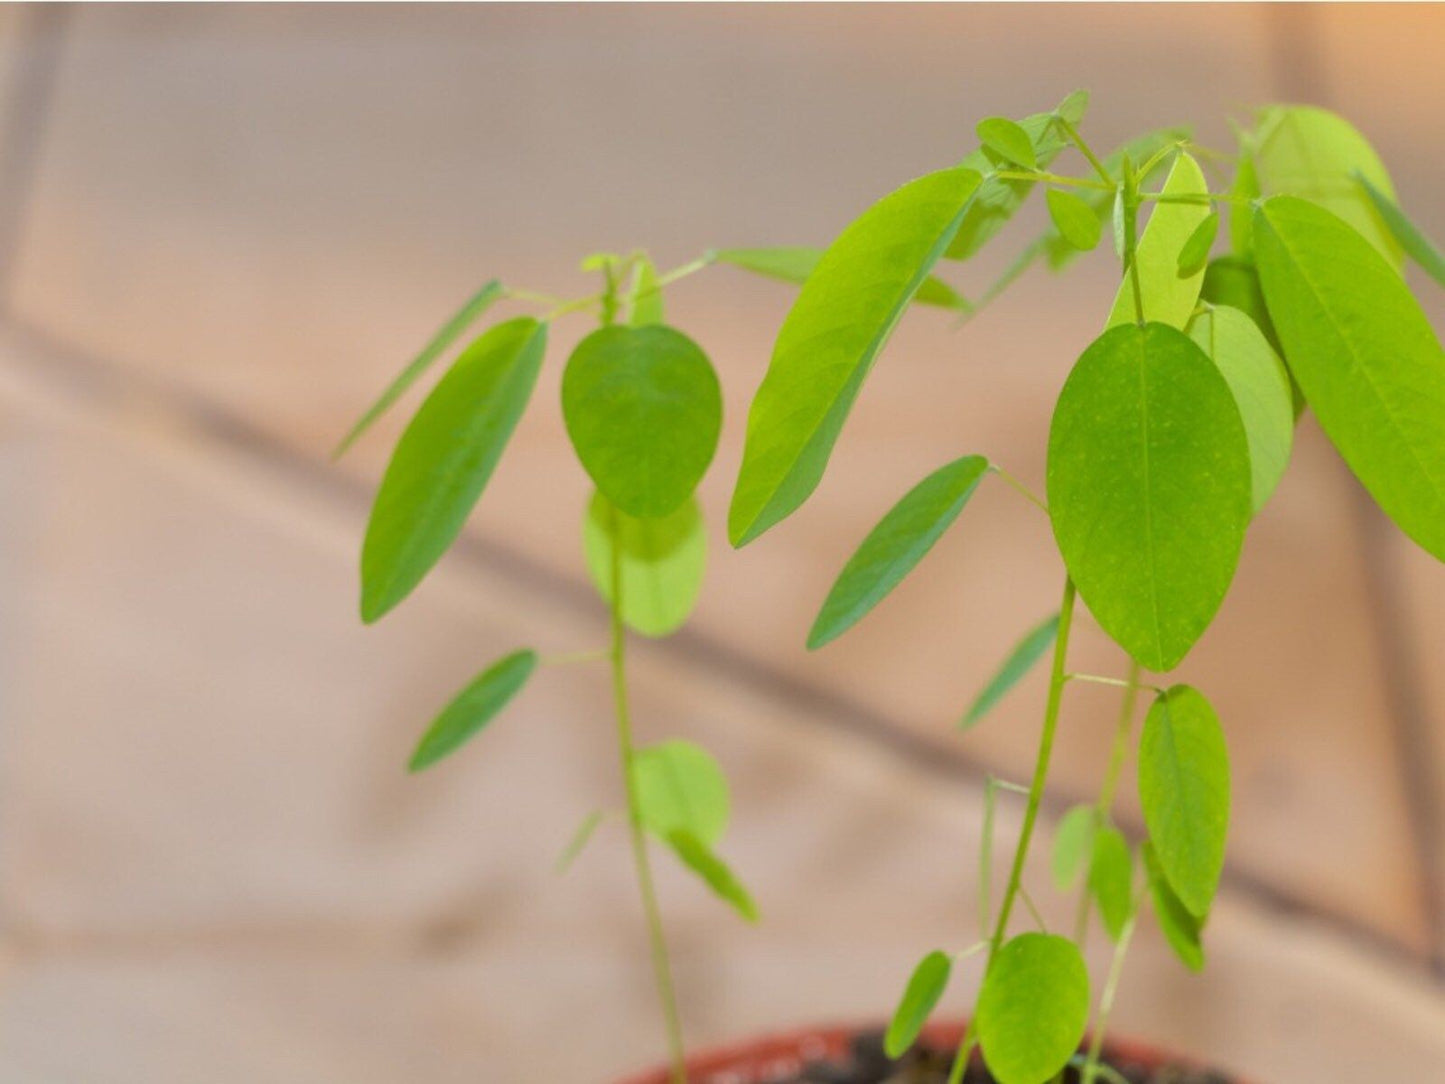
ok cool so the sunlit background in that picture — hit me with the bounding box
[2,4,1444,1081]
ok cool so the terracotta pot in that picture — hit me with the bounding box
[614,1020,1236,1084]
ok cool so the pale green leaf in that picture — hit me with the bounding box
[1047,322,1251,671]
[884,950,953,1059]
[976,116,1037,169]
[1188,305,1294,512]
[1143,841,1205,971]
[563,324,721,519]
[1089,825,1135,942]
[583,492,706,638]
[1177,212,1219,277]
[1108,152,1211,328]
[634,740,730,846]
[628,255,665,326]
[977,933,1090,1084]
[1357,173,1445,289]
[408,649,538,771]
[361,317,547,622]
[729,168,983,546]
[664,830,758,923]
[808,455,989,649]
[1050,805,1096,893]
[714,247,970,311]
[555,810,606,874]
[335,280,504,458]
[1254,196,1445,560]
[1046,189,1102,252]
[1139,685,1230,917]
[962,612,1060,728]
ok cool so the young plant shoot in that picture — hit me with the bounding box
[730,93,1445,1083]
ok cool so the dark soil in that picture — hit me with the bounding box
[779,1032,1232,1084]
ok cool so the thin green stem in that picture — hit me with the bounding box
[1121,166,1145,326]
[608,509,687,1084]
[1081,889,1146,1084]
[989,464,1048,513]
[995,169,1112,191]
[1064,672,1163,695]
[947,577,1078,1084]
[542,251,715,323]
[1054,115,1113,186]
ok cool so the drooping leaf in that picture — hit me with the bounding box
[1051,804,1097,893]
[1047,323,1251,671]
[962,612,1060,728]
[884,950,953,1059]
[714,247,970,311]
[1188,304,1294,512]
[1143,841,1205,971]
[563,324,721,519]
[1089,825,1136,942]
[583,492,706,638]
[1254,196,1445,560]
[361,317,547,622]
[555,809,606,874]
[335,280,504,457]
[729,168,983,546]
[808,456,989,649]
[664,829,759,923]
[1229,150,1259,256]
[1250,104,1400,266]
[634,740,730,846]
[1177,212,1220,277]
[628,254,665,326]
[1108,152,1211,328]
[976,117,1037,169]
[1139,685,1230,917]
[1357,173,1445,289]
[977,933,1090,1084]
[408,649,538,771]
[1046,189,1102,252]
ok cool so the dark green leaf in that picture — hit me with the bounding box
[730,168,983,546]
[1089,825,1135,942]
[634,740,730,846]
[361,317,547,622]
[563,324,721,519]
[335,280,504,457]
[1139,685,1230,917]
[885,950,953,1059]
[1047,323,1251,671]
[976,117,1038,169]
[1177,212,1220,277]
[583,492,706,638]
[408,649,538,771]
[1143,841,1205,971]
[1357,173,1445,289]
[714,247,970,311]
[1051,805,1096,892]
[1046,189,1102,252]
[808,456,989,649]
[962,612,1060,728]
[977,933,1090,1084]
[1254,197,1445,560]
[1200,256,1282,356]
[664,829,759,923]
[1108,152,1211,328]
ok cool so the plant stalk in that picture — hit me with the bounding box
[1081,892,1144,1084]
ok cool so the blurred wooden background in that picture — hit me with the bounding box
[0,4,1443,1081]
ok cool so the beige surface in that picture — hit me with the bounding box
[1,5,1443,1081]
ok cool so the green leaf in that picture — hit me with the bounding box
[634,740,730,846]
[627,255,665,326]
[1051,804,1096,893]
[1089,825,1135,942]
[977,933,1090,1084]
[335,280,504,458]
[1188,305,1294,512]
[1254,196,1445,560]
[1108,152,1211,328]
[563,324,721,519]
[976,117,1037,169]
[729,168,983,546]
[1047,322,1251,671]
[361,317,547,622]
[962,612,1060,728]
[1143,841,1205,971]
[808,455,989,649]
[1228,151,1259,256]
[1139,685,1230,917]
[884,950,953,1059]
[664,829,759,923]
[555,810,606,874]
[408,649,538,771]
[1177,212,1219,277]
[1046,189,1102,252]
[1250,104,1400,266]
[714,247,970,311]
[583,492,706,638]
[1357,173,1445,289]
[1200,256,1282,356]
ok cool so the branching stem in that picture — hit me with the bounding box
[1054,115,1114,186]
[995,169,1111,191]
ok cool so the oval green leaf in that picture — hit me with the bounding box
[362,317,547,623]
[977,933,1090,1084]
[563,324,721,519]
[1047,322,1251,671]
[884,950,953,1059]
[1188,304,1294,512]
[1177,211,1219,277]
[1050,804,1097,893]
[976,116,1037,169]
[1143,841,1205,971]
[1254,196,1445,560]
[1139,685,1230,917]
[1046,189,1102,252]
[714,247,970,311]
[962,611,1060,729]
[729,168,983,546]
[634,740,730,846]
[808,455,989,649]
[1089,825,1135,942]
[664,830,759,923]
[583,492,706,638]
[408,649,538,771]
[1200,256,1282,357]
[1108,152,1211,328]
[1357,173,1445,290]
